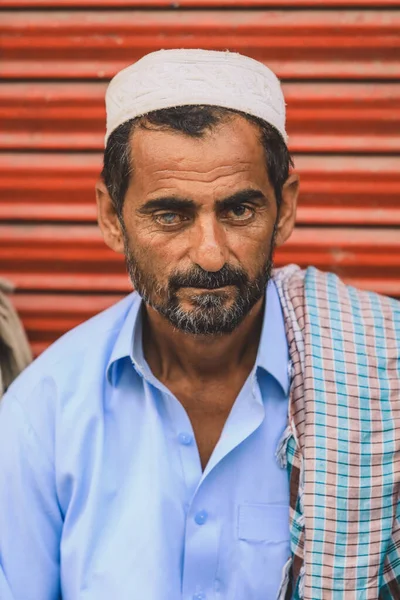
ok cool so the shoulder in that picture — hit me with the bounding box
[275,265,399,367]
[303,266,399,323]
[275,264,399,318]
[1,292,140,446]
[8,291,138,395]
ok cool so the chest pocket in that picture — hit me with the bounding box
[238,503,290,543]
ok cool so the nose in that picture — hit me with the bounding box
[189,216,228,273]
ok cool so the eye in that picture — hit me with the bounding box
[226,205,254,221]
[153,212,187,226]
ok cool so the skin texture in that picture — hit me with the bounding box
[96,114,299,468]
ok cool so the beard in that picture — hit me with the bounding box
[123,227,277,336]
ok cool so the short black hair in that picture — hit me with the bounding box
[101,105,294,218]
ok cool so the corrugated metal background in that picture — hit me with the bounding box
[1,0,399,356]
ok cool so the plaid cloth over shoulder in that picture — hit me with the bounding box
[274,266,400,600]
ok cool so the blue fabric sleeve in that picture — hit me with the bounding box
[0,393,62,600]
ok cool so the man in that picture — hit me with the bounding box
[0,49,398,600]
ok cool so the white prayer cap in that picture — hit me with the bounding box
[105,49,287,145]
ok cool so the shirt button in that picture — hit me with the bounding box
[178,432,193,446]
[193,593,206,600]
[194,510,208,525]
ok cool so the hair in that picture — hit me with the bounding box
[101,105,294,219]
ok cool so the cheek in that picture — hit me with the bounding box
[128,226,185,280]
[225,220,274,263]
[133,216,189,257]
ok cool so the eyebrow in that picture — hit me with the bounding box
[138,197,195,214]
[216,189,266,210]
[138,188,267,214]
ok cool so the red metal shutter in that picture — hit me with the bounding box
[1,0,399,356]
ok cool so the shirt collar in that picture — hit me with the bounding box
[255,280,290,395]
[107,281,290,395]
[106,292,143,386]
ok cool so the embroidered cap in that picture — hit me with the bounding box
[105,49,288,145]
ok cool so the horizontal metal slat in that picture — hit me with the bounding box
[2,82,400,153]
[0,153,101,222]
[3,1,400,7]
[294,155,400,226]
[1,10,399,80]
[1,225,399,296]
[1,153,399,226]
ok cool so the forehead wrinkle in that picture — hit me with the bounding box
[150,163,256,184]
[143,166,271,200]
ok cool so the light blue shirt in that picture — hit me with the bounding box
[0,281,290,600]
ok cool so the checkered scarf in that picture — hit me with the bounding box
[273,265,400,600]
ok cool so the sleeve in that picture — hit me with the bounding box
[0,393,62,600]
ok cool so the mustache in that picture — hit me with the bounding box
[168,265,249,291]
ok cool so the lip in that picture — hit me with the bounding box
[183,285,231,291]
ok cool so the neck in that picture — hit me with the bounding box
[142,296,265,384]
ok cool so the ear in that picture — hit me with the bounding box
[95,180,125,254]
[274,173,299,247]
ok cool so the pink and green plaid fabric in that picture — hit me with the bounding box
[274,266,400,600]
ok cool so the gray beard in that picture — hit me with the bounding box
[123,230,276,336]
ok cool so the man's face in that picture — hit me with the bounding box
[98,114,298,335]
